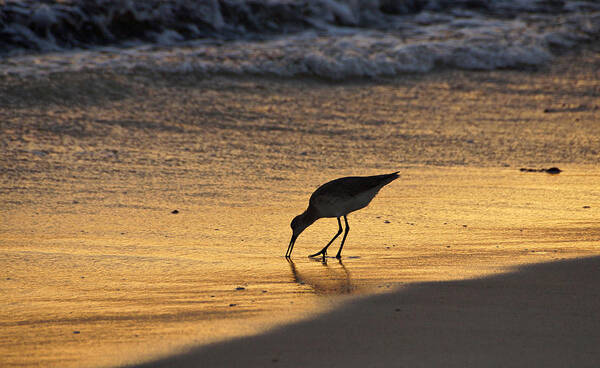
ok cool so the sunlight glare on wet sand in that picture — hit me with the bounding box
[1,165,598,367]
[1,48,600,366]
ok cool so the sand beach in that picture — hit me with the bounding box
[1,14,599,367]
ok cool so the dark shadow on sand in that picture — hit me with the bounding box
[133,256,600,368]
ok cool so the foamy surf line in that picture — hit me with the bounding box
[1,0,599,78]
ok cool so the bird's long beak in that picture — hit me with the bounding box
[285,234,298,258]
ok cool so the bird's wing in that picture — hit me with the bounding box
[309,172,399,205]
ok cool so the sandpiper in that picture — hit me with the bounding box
[285,172,399,259]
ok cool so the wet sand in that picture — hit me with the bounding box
[139,256,600,368]
[1,46,599,367]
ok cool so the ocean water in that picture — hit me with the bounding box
[1,0,599,78]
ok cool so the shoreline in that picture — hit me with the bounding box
[1,43,599,367]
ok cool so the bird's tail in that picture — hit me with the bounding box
[371,171,400,187]
[385,171,400,183]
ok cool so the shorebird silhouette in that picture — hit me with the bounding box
[285,172,399,259]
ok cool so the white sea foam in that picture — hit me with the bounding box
[1,0,598,78]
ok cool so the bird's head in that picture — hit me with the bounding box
[290,213,310,237]
[286,211,316,258]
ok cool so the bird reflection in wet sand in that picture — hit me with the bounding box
[287,258,355,295]
[286,172,399,259]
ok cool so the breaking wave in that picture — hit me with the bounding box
[1,0,599,78]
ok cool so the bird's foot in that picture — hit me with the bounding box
[308,250,326,258]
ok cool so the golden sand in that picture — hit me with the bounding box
[1,48,599,367]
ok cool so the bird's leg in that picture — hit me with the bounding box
[309,217,342,258]
[335,216,350,259]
